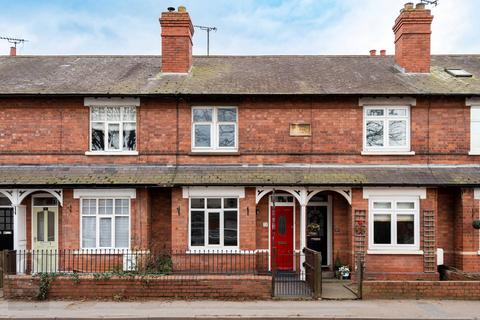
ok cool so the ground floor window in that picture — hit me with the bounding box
[81,198,130,249]
[368,196,419,250]
[189,197,239,248]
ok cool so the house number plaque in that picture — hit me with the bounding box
[289,123,311,137]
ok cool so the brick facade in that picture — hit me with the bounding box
[3,275,272,300]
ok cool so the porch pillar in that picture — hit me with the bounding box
[13,205,27,274]
[300,204,307,277]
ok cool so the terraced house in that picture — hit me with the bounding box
[1,2,480,299]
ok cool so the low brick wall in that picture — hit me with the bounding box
[4,274,272,300]
[363,280,480,300]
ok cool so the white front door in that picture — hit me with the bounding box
[32,196,58,272]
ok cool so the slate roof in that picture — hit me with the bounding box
[0,165,479,187]
[0,55,479,95]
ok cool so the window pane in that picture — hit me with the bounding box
[397,215,414,244]
[191,198,205,209]
[123,122,136,151]
[91,122,105,151]
[194,124,211,147]
[33,197,58,207]
[191,211,205,246]
[224,198,237,209]
[82,217,96,248]
[193,108,212,122]
[218,108,237,122]
[115,216,129,248]
[99,218,112,247]
[218,124,235,147]
[278,215,286,235]
[224,211,238,246]
[91,107,105,121]
[37,211,45,242]
[99,199,113,215]
[82,199,96,215]
[366,109,384,116]
[373,214,391,244]
[366,121,384,147]
[207,198,221,209]
[106,107,121,121]
[373,202,391,209]
[389,120,407,146]
[115,199,129,215]
[108,123,120,150]
[122,106,136,121]
[388,108,407,116]
[208,212,220,245]
[397,202,415,209]
[47,211,55,242]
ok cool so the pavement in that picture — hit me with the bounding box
[1,299,480,319]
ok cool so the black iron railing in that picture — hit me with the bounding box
[6,249,270,276]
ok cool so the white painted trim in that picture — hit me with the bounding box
[367,250,424,255]
[359,97,417,107]
[361,151,415,156]
[73,189,137,199]
[84,97,140,107]
[474,189,480,200]
[466,97,480,106]
[363,187,426,199]
[182,186,245,198]
[85,151,138,156]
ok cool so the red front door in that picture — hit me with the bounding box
[271,205,294,270]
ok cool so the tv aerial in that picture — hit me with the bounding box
[194,25,217,56]
[420,0,439,6]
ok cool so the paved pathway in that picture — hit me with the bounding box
[1,299,480,319]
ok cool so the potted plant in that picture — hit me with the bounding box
[307,223,320,236]
[473,220,480,230]
[338,265,350,280]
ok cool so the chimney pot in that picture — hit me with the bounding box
[369,49,377,56]
[9,47,16,57]
[178,5,187,13]
[380,49,386,56]
[167,7,175,12]
[415,2,426,9]
[404,2,414,10]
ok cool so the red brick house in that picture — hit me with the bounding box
[1,2,480,285]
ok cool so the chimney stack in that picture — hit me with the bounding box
[9,47,16,56]
[393,2,433,73]
[159,6,194,73]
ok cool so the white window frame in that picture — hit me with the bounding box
[80,197,131,250]
[470,105,480,155]
[191,106,238,152]
[188,196,240,251]
[363,106,411,154]
[368,196,420,252]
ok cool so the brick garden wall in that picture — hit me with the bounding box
[3,274,272,300]
[363,280,480,300]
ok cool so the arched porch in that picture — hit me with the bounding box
[255,187,352,272]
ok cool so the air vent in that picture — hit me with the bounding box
[445,68,473,77]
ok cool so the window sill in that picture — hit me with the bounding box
[189,150,240,156]
[85,151,139,156]
[186,248,245,254]
[367,249,424,255]
[74,249,140,254]
[469,151,480,155]
[361,151,415,156]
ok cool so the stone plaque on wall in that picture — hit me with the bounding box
[289,123,311,137]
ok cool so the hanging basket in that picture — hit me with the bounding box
[472,220,480,230]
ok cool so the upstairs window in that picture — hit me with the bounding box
[90,106,136,153]
[363,106,410,153]
[192,107,238,152]
[470,106,480,154]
